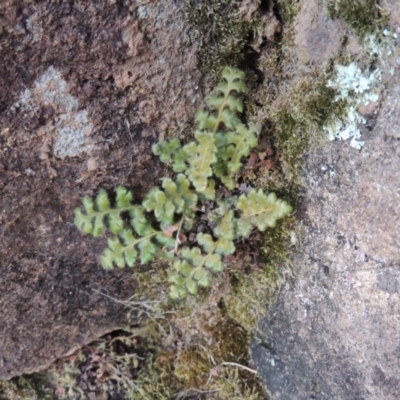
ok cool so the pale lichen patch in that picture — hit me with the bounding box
[13,66,95,159]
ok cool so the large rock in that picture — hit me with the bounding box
[251,53,400,400]
[0,0,201,379]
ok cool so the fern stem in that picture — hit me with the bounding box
[120,232,158,254]
[92,205,138,219]
[212,89,231,134]
[187,241,219,281]
[173,215,186,254]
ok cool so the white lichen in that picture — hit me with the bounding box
[363,28,398,58]
[324,28,398,149]
[13,67,94,158]
[324,62,381,149]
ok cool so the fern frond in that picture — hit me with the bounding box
[195,109,218,131]
[197,232,234,258]
[100,223,176,270]
[152,138,188,172]
[197,179,216,201]
[74,66,294,301]
[212,210,235,240]
[100,229,159,270]
[236,189,292,238]
[74,188,136,237]
[204,67,246,133]
[218,67,246,94]
[213,123,260,189]
[184,132,217,192]
[168,245,225,299]
[142,174,197,227]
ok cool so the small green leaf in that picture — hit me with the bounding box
[186,278,199,295]
[204,93,224,110]
[215,238,235,256]
[108,213,124,234]
[235,218,253,238]
[237,189,292,233]
[181,247,203,267]
[74,208,93,234]
[193,268,210,287]
[96,190,110,212]
[138,238,156,264]
[124,246,138,267]
[169,271,186,286]
[195,109,218,131]
[169,284,188,300]
[219,66,246,94]
[130,207,154,237]
[220,108,241,130]
[152,139,188,172]
[198,179,216,201]
[108,237,124,253]
[116,186,133,208]
[213,210,235,240]
[152,138,182,163]
[113,251,126,268]
[174,260,193,278]
[92,215,105,237]
[155,233,175,249]
[101,249,115,270]
[197,233,214,253]
[205,254,223,272]
[82,196,95,214]
[143,176,197,225]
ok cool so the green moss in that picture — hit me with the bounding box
[223,271,274,331]
[184,0,260,78]
[253,73,348,191]
[274,0,301,25]
[174,347,210,387]
[0,377,43,400]
[328,0,389,38]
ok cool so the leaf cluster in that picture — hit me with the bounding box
[75,67,292,299]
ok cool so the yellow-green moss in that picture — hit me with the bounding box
[328,0,389,38]
[174,347,210,387]
[0,377,43,400]
[184,0,260,79]
[274,0,301,25]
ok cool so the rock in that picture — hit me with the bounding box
[251,53,400,400]
[0,0,202,379]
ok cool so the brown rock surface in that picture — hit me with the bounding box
[0,0,202,379]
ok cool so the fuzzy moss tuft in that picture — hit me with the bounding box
[184,0,260,78]
[328,0,389,39]
[274,0,301,25]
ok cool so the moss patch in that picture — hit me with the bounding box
[184,0,260,78]
[328,0,389,38]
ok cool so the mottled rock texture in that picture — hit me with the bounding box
[0,0,201,379]
[252,37,400,400]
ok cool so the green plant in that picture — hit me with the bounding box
[75,67,292,299]
[327,0,388,38]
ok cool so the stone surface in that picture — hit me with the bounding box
[251,50,400,400]
[0,0,202,379]
[293,0,346,66]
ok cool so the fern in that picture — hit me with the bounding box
[236,190,293,238]
[75,67,292,299]
[74,186,136,237]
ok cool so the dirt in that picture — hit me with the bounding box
[0,0,203,379]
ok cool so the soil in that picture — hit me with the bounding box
[0,0,202,379]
